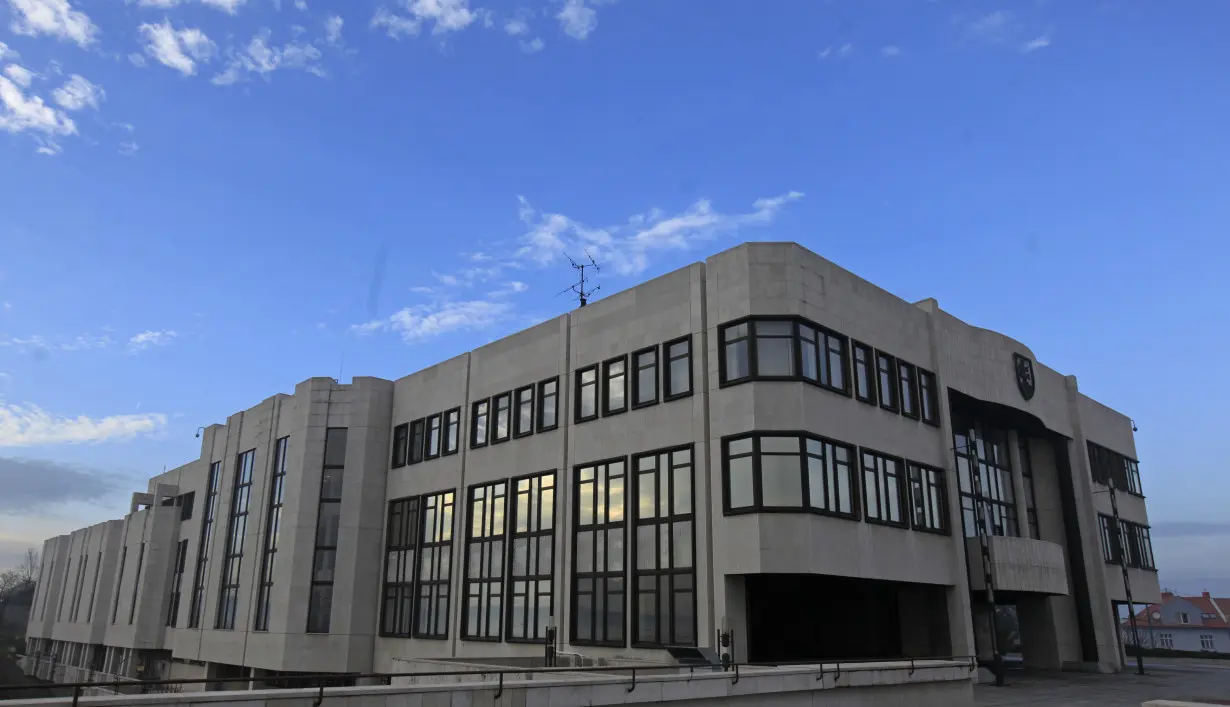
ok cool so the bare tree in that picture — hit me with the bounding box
[0,548,40,605]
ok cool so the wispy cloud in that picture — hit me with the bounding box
[960,10,1051,53]
[520,37,544,54]
[556,0,596,39]
[817,43,854,61]
[6,0,98,48]
[51,74,103,111]
[126,329,177,352]
[354,299,513,342]
[0,401,167,447]
[1021,35,1050,53]
[135,0,246,12]
[3,64,34,88]
[0,456,129,512]
[0,73,77,142]
[371,0,479,38]
[139,20,216,76]
[324,15,343,45]
[212,29,325,84]
[880,45,901,58]
[0,334,112,352]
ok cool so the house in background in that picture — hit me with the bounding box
[1124,591,1230,653]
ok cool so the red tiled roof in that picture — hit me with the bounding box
[1126,593,1230,628]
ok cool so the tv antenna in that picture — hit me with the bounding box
[559,251,601,308]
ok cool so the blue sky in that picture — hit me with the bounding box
[1,0,1227,592]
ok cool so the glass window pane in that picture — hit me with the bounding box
[728,457,754,508]
[673,464,692,515]
[757,337,793,377]
[669,358,689,396]
[672,521,692,568]
[324,428,347,467]
[761,455,803,507]
[725,339,749,380]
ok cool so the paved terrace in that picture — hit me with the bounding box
[976,660,1230,706]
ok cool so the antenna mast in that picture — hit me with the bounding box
[564,251,601,308]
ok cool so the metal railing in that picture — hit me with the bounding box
[1,654,977,706]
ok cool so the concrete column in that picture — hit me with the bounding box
[1005,430,1030,537]
[1017,596,1063,670]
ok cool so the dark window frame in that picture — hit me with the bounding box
[536,377,559,433]
[491,392,512,444]
[662,335,694,402]
[918,368,939,426]
[443,408,461,456]
[852,341,877,405]
[906,462,949,535]
[514,385,535,438]
[570,457,628,648]
[631,346,659,409]
[875,351,899,413]
[470,399,490,449]
[307,427,347,634]
[379,497,419,638]
[954,423,1019,539]
[602,355,629,416]
[391,423,409,468]
[575,364,600,424]
[1087,440,1144,497]
[414,490,456,639]
[859,448,908,529]
[505,470,556,643]
[631,445,697,648]
[187,461,222,629]
[717,316,851,397]
[897,360,920,420]
[166,540,188,627]
[408,418,426,464]
[462,481,507,642]
[720,431,859,520]
[254,436,289,631]
[425,413,443,459]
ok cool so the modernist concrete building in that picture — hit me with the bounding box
[21,242,1160,689]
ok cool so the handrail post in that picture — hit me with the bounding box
[494,671,503,700]
[71,684,81,707]
[731,663,739,685]
[626,668,636,693]
[908,657,915,676]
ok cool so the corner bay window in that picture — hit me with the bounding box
[572,459,625,645]
[723,433,856,517]
[380,490,456,638]
[575,365,598,422]
[861,450,906,527]
[719,318,849,394]
[633,447,696,647]
[464,482,506,640]
[307,427,347,633]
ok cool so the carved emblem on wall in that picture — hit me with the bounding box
[1013,353,1035,401]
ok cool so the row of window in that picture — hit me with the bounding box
[718,317,939,426]
[721,432,948,534]
[470,378,560,449]
[1098,515,1156,571]
[392,409,461,467]
[1087,440,1144,496]
[575,337,693,423]
[377,446,698,649]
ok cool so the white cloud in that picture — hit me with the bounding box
[817,43,854,61]
[0,333,113,351]
[521,37,544,54]
[34,137,60,154]
[0,74,76,138]
[294,0,306,7]
[0,401,167,446]
[965,10,1014,44]
[118,140,139,155]
[324,15,343,45]
[0,41,16,61]
[127,329,176,352]
[354,300,512,342]
[880,45,901,58]
[211,30,325,85]
[3,64,34,88]
[504,18,528,35]
[139,21,216,76]
[201,0,246,13]
[1021,35,1050,53]
[128,52,147,67]
[371,0,478,38]
[51,74,102,111]
[488,281,528,297]
[557,0,596,39]
[7,0,98,48]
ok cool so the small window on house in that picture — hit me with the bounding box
[576,365,599,422]
[603,356,628,414]
[663,336,692,400]
[471,400,489,448]
[537,377,559,431]
[1179,612,1190,624]
[408,419,425,464]
[852,342,876,405]
[492,393,511,443]
[898,361,919,419]
[632,347,658,407]
[514,385,534,437]
[391,423,409,468]
[875,352,899,413]
[1201,634,1215,651]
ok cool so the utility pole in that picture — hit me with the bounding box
[1109,482,1146,676]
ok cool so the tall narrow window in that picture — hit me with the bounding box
[754,321,794,377]
[188,461,222,628]
[492,392,512,443]
[128,542,145,624]
[425,413,442,459]
[69,548,87,621]
[391,423,409,468]
[663,336,692,400]
[255,436,288,631]
[471,400,489,448]
[632,447,695,647]
[1019,437,1039,540]
[307,428,347,633]
[876,352,898,413]
[216,449,255,630]
[721,322,750,382]
[576,365,599,423]
[380,497,419,637]
[572,459,626,646]
[111,547,127,624]
[514,386,535,437]
[443,408,461,455]
[416,491,455,638]
[798,324,847,391]
[1098,514,1121,563]
[954,422,1018,538]
[804,437,856,517]
[507,471,555,641]
[861,450,906,527]
[603,356,628,415]
[898,360,919,419]
[918,369,939,425]
[537,377,559,432]
[167,540,188,627]
[853,342,876,404]
[632,347,658,407]
[463,482,506,640]
[86,551,101,622]
[907,463,948,533]
[409,419,425,464]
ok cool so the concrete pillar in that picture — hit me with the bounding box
[1017,596,1063,670]
[1005,430,1030,536]
[971,603,995,662]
